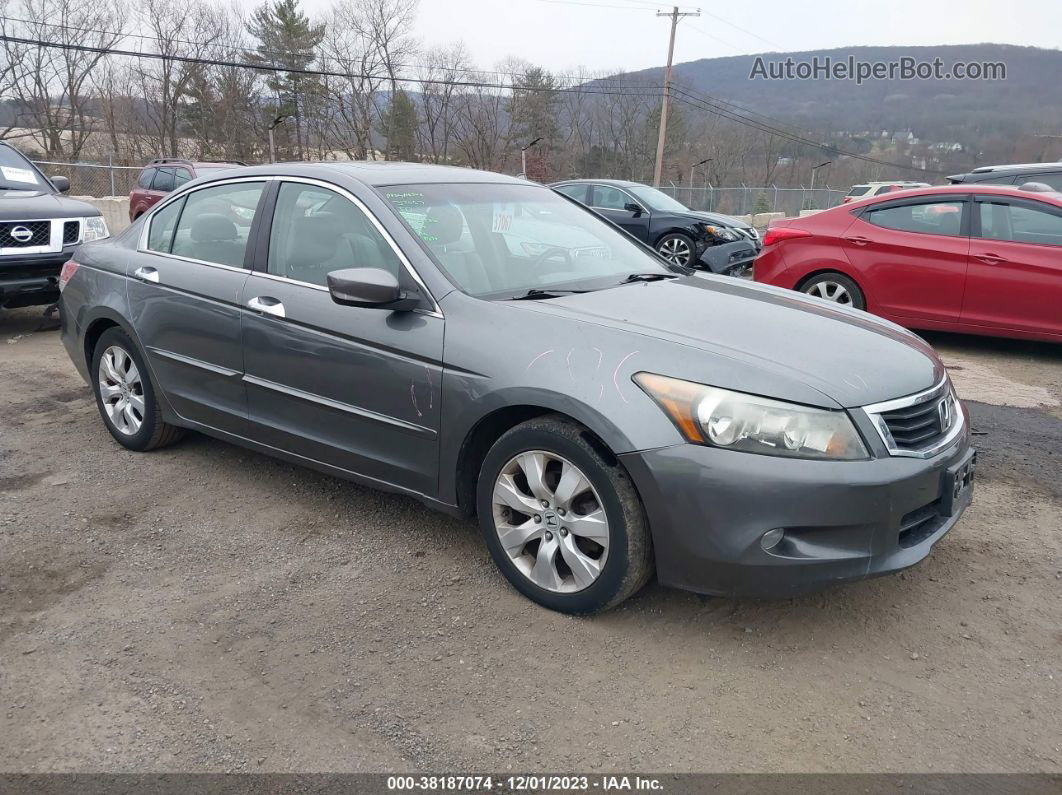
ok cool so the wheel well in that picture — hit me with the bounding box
[653,229,693,248]
[794,268,860,292]
[83,318,120,367]
[455,406,618,516]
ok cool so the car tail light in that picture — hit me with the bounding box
[841,197,853,203]
[58,259,80,291]
[762,227,812,247]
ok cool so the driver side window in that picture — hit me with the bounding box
[267,183,403,287]
[591,185,631,211]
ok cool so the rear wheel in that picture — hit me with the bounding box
[91,327,184,451]
[799,272,866,310]
[476,416,653,614]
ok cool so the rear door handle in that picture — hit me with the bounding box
[246,295,285,318]
[843,235,872,246]
[973,253,1007,265]
[133,266,159,283]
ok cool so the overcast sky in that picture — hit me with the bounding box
[291,0,1062,75]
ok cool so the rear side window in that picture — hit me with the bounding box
[978,201,1062,246]
[267,182,402,286]
[173,168,192,187]
[591,185,631,210]
[152,167,176,193]
[146,198,184,253]
[170,182,265,268]
[137,168,157,189]
[865,200,965,237]
[555,184,588,203]
[846,186,871,197]
[977,175,1017,185]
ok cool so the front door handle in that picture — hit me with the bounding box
[133,266,159,283]
[247,295,285,318]
[844,235,872,246]
[973,253,1008,265]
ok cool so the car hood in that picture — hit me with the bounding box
[0,189,100,219]
[518,275,943,408]
[679,210,752,229]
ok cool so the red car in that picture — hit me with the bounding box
[753,184,1062,343]
[128,158,244,221]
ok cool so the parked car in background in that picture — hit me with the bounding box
[947,161,1062,191]
[128,158,245,221]
[60,162,973,614]
[0,141,108,311]
[551,179,759,274]
[842,181,930,203]
[753,184,1062,343]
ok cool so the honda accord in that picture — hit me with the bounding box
[59,163,975,613]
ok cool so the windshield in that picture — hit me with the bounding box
[0,146,48,191]
[383,182,673,299]
[627,185,690,213]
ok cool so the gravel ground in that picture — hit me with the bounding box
[1,306,1060,774]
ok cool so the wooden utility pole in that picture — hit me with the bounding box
[652,5,699,187]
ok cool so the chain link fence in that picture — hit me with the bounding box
[660,185,845,217]
[32,160,143,197]
[27,160,846,216]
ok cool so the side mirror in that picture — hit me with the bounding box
[623,202,644,216]
[51,175,70,193]
[327,267,421,311]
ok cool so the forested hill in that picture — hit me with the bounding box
[617,43,1062,145]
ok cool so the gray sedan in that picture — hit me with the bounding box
[58,163,974,613]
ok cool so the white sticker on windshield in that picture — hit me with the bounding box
[492,203,515,233]
[1,166,38,184]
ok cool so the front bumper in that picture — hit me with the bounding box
[0,250,75,308]
[620,429,973,598]
[697,239,758,274]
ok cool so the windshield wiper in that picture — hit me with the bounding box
[618,272,679,284]
[508,288,593,301]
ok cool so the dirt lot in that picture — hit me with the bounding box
[1,305,1059,774]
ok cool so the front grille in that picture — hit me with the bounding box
[0,220,51,248]
[880,392,952,450]
[62,220,80,244]
[898,499,945,548]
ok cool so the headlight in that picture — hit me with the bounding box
[702,224,737,241]
[83,216,109,241]
[633,372,869,460]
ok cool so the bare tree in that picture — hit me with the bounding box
[415,42,470,164]
[0,0,127,158]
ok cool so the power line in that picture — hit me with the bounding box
[0,32,938,176]
[698,9,783,50]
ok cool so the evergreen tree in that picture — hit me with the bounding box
[246,0,325,159]
[384,89,419,162]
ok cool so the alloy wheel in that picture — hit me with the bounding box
[658,237,692,266]
[98,345,145,436]
[804,280,852,305]
[491,450,610,593]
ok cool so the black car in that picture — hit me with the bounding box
[947,162,1062,191]
[0,142,109,311]
[551,179,759,274]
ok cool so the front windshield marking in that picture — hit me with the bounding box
[383,183,673,299]
[0,147,46,189]
[627,185,690,213]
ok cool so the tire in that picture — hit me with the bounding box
[799,271,866,310]
[476,415,653,614]
[90,327,184,452]
[655,233,696,267]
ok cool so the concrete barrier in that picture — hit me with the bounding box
[731,212,785,230]
[74,196,131,235]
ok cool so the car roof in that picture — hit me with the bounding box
[229,161,530,187]
[836,182,1062,210]
[949,162,1062,180]
[551,178,642,188]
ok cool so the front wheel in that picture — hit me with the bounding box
[655,233,696,267]
[799,272,866,310]
[476,416,653,614]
